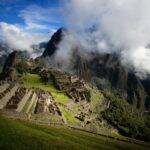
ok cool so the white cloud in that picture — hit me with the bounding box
[58,0,150,77]
[0,4,59,56]
[121,47,150,78]
[0,22,50,52]
[19,5,61,30]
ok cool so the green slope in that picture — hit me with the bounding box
[0,116,149,150]
[23,73,70,104]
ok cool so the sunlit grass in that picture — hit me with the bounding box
[59,106,79,124]
[23,73,70,104]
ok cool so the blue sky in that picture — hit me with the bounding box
[0,0,63,31]
[0,0,65,51]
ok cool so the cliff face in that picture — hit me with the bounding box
[43,28,66,57]
[141,79,150,111]
[42,28,150,111]
[0,51,31,81]
[0,51,17,80]
[81,52,146,111]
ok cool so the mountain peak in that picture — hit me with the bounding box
[43,28,67,57]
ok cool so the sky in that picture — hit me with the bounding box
[0,0,63,51]
[0,0,63,30]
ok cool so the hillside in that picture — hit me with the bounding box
[0,115,149,150]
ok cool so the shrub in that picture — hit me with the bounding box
[101,92,150,141]
[16,61,29,74]
[84,90,91,102]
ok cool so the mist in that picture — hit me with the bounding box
[54,0,150,78]
[0,22,51,58]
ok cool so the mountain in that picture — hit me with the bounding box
[0,42,12,72]
[0,51,17,81]
[42,28,150,112]
[43,28,66,57]
[88,52,146,110]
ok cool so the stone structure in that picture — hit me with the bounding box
[0,84,19,109]
[35,90,61,115]
[40,69,90,102]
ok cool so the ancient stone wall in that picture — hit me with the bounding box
[0,84,19,109]
[41,69,90,102]
[16,89,32,112]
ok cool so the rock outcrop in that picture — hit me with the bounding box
[0,51,17,80]
[43,28,66,57]
[40,69,91,102]
[87,52,147,110]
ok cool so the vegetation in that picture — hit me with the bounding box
[16,61,30,74]
[59,106,79,124]
[0,115,149,150]
[84,90,91,102]
[101,92,150,141]
[89,86,103,112]
[23,73,70,104]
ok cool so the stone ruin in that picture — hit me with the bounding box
[0,82,62,117]
[35,89,61,115]
[40,69,91,102]
[5,87,26,109]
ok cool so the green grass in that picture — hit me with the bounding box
[59,106,79,124]
[23,73,70,104]
[87,85,103,113]
[0,116,148,150]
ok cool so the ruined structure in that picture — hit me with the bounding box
[40,69,91,102]
[35,90,61,115]
[0,82,62,117]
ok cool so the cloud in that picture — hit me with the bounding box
[0,4,59,56]
[56,0,150,77]
[0,22,50,52]
[19,5,62,30]
[121,47,150,78]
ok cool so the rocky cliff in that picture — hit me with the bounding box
[43,28,66,57]
[0,51,17,80]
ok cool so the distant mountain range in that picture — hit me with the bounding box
[0,41,47,68]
